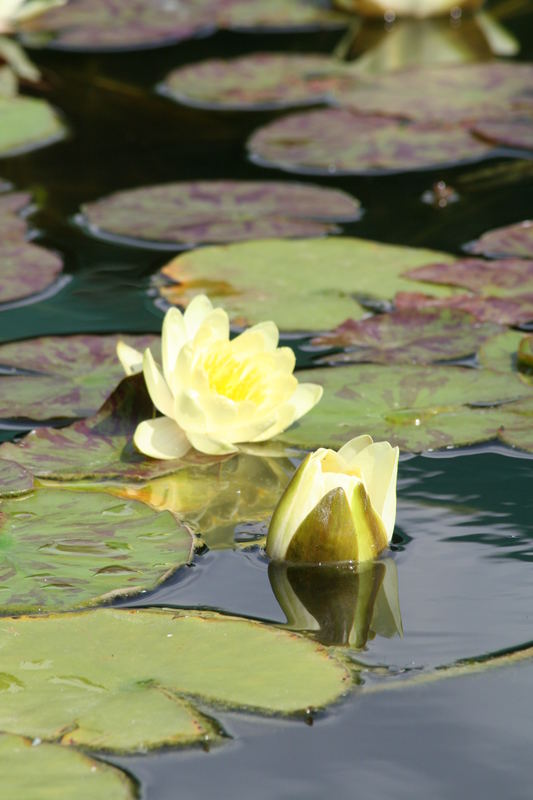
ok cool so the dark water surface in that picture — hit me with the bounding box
[2,13,533,799]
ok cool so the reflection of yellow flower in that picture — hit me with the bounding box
[118,295,322,458]
[266,435,399,564]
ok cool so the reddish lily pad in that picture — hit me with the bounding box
[274,363,531,453]
[0,333,158,421]
[311,309,501,365]
[160,53,352,111]
[466,220,533,259]
[19,0,347,51]
[0,374,225,481]
[394,292,533,326]
[0,459,33,496]
[0,96,66,157]
[248,109,491,175]
[472,113,533,152]
[403,257,533,296]
[0,193,63,304]
[80,181,361,248]
[334,62,533,124]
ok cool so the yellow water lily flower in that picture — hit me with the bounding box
[266,435,399,563]
[124,295,323,459]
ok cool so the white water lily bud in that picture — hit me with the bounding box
[266,435,399,564]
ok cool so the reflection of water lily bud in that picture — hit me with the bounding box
[269,558,402,648]
[266,435,399,564]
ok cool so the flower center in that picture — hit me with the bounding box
[201,343,266,404]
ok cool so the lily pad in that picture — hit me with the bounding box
[18,0,347,51]
[0,374,225,480]
[478,329,525,373]
[334,62,533,124]
[0,459,33,496]
[466,220,533,259]
[394,291,533,326]
[273,364,531,452]
[311,309,501,365]
[0,193,63,305]
[0,486,194,612]
[0,333,158,421]
[248,108,491,175]
[0,734,135,800]
[158,237,457,331]
[0,608,350,752]
[80,181,362,248]
[0,96,66,157]
[497,397,533,452]
[517,335,533,368]
[403,257,533,296]
[160,53,352,111]
[472,112,533,152]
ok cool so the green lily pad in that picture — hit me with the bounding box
[403,257,533,296]
[0,96,66,157]
[334,62,533,124]
[248,108,491,175]
[478,329,525,373]
[0,608,350,752]
[0,193,63,304]
[80,181,361,248]
[472,112,533,152]
[311,309,501,365]
[0,486,193,612]
[19,0,347,51]
[497,397,533,452]
[160,53,352,111]
[466,220,533,259]
[0,374,225,480]
[0,333,158,421]
[158,237,457,331]
[517,334,533,368]
[0,459,33,496]
[0,734,135,799]
[394,291,533,326]
[274,364,531,452]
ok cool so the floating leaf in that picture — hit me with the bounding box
[19,0,347,51]
[466,220,533,259]
[394,291,533,326]
[160,53,352,111]
[80,181,361,248]
[403,257,533,296]
[0,193,63,304]
[0,374,225,480]
[248,108,491,175]
[478,329,525,373]
[311,309,501,365]
[334,62,533,123]
[0,486,193,612]
[0,608,350,752]
[0,333,158,421]
[0,734,135,800]
[0,96,66,157]
[472,112,533,152]
[497,397,533,452]
[0,459,33,496]
[273,364,531,452]
[158,237,457,331]
[517,335,533,368]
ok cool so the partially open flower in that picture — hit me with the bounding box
[119,295,323,459]
[266,435,399,564]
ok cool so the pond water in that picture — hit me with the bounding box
[1,9,533,800]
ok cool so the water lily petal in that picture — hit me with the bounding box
[186,431,238,456]
[134,417,190,460]
[174,389,208,434]
[289,382,323,422]
[162,307,187,385]
[349,442,399,541]
[183,295,215,338]
[231,321,279,354]
[143,348,174,418]
[116,341,143,376]
[338,435,374,465]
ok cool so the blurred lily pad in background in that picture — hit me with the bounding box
[394,291,533,325]
[467,220,533,259]
[0,96,66,157]
[79,181,362,248]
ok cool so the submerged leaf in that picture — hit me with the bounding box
[80,181,361,247]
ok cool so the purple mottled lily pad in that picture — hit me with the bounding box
[0,333,158,421]
[161,53,352,111]
[311,309,501,365]
[394,292,533,326]
[0,193,63,304]
[19,0,347,52]
[403,257,533,296]
[0,96,66,157]
[80,181,361,247]
[0,373,225,480]
[472,113,533,152]
[334,62,533,124]
[0,458,33,496]
[466,220,533,259]
[248,109,491,175]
